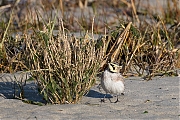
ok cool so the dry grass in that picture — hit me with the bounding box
[0,20,179,103]
[176,52,180,68]
[24,20,104,104]
[99,20,179,79]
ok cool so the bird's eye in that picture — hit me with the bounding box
[112,66,115,70]
[111,64,116,71]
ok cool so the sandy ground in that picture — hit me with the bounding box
[0,72,179,120]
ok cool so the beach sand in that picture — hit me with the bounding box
[0,72,179,119]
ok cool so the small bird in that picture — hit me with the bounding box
[101,63,124,103]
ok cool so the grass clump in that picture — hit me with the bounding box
[25,20,104,104]
[99,21,179,79]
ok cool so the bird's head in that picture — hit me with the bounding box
[107,63,122,73]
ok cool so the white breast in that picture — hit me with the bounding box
[101,70,124,95]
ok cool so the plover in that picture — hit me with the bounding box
[101,63,124,103]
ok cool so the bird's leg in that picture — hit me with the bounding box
[114,95,119,103]
[108,97,113,103]
[101,93,107,102]
[114,93,124,103]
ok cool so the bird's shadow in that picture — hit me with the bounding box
[85,89,113,98]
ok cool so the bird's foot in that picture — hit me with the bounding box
[114,99,119,103]
[112,95,119,103]
[100,98,106,103]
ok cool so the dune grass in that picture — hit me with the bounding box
[23,20,104,104]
